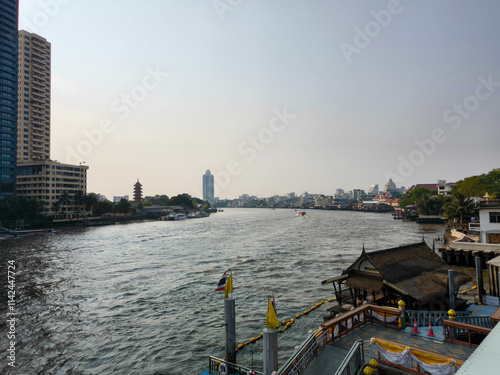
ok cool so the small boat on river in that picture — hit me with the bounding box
[3,228,56,238]
[297,211,307,217]
[167,213,187,221]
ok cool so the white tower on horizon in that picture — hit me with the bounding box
[203,169,214,202]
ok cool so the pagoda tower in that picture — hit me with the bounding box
[133,179,143,202]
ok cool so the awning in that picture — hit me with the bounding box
[321,275,348,285]
[383,280,407,295]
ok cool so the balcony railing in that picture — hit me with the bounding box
[443,319,491,347]
[479,199,500,208]
[322,304,401,345]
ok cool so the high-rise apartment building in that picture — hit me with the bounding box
[15,30,88,218]
[0,0,19,198]
[17,30,51,161]
[203,169,214,202]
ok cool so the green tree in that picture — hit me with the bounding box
[145,194,169,204]
[84,193,99,213]
[453,168,500,197]
[192,197,209,207]
[415,192,446,215]
[51,200,61,216]
[58,192,71,214]
[167,194,196,209]
[0,196,44,220]
[114,199,131,214]
[74,190,85,213]
[444,192,475,225]
[94,200,114,216]
[399,187,435,209]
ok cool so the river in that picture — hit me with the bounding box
[0,208,445,374]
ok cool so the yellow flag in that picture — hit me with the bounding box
[266,298,278,329]
[224,274,233,298]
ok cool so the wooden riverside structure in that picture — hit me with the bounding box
[322,241,471,311]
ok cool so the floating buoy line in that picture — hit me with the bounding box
[460,285,477,294]
[233,298,336,353]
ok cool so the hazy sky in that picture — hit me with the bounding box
[19,0,500,199]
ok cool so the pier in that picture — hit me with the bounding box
[438,242,500,268]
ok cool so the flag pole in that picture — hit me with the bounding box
[264,296,278,375]
[224,272,236,368]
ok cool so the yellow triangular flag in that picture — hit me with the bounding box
[266,298,278,329]
[224,274,233,299]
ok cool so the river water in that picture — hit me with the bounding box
[1,208,445,374]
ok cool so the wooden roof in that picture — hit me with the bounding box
[343,242,471,305]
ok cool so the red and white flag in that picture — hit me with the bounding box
[215,271,227,291]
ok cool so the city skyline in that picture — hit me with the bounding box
[18,1,500,200]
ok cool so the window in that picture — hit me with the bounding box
[490,212,500,223]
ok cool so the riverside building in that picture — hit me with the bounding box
[15,30,89,217]
[0,0,19,198]
[16,160,88,216]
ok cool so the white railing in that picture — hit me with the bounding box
[277,330,327,375]
[468,222,480,232]
[334,339,364,375]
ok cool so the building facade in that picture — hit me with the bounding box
[203,169,214,202]
[367,184,379,195]
[478,200,500,244]
[0,0,19,198]
[14,30,89,217]
[17,30,51,161]
[16,160,88,217]
[383,178,397,193]
[437,180,455,195]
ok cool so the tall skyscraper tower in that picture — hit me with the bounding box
[203,169,214,202]
[0,0,19,198]
[17,30,51,161]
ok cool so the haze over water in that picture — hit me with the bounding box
[1,209,444,374]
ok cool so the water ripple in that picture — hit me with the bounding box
[0,208,444,374]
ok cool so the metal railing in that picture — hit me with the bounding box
[443,319,491,347]
[276,329,327,375]
[334,339,364,375]
[456,315,494,329]
[406,309,470,327]
[208,356,263,375]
